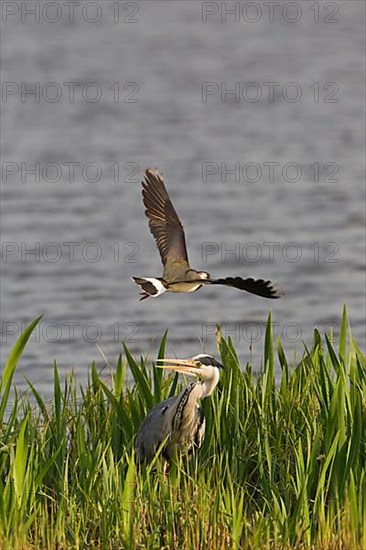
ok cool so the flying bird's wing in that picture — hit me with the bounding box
[210,277,284,299]
[142,169,190,280]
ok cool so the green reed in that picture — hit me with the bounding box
[0,307,365,549]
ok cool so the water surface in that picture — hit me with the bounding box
[1,2,365,398]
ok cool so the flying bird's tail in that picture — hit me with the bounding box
[132,277,168,301]
[209,276,284,299]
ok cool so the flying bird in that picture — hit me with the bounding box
[135,354,223,463]
[132,169,283,301]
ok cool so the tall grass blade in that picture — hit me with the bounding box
[0,315,42,423]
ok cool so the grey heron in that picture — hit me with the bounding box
[132,168,284,301]
[134,354,224,463]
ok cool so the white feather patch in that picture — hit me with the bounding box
[133,277,167,297]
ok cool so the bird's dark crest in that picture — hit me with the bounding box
[195,354,225,370]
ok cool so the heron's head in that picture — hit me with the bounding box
[197,271,210,280]
[156,354,224,390]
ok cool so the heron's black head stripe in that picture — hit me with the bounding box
[196,355,225,370]
[211,358,225,370]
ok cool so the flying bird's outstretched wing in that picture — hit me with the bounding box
[210,277,284,299]
[142,169,190,279]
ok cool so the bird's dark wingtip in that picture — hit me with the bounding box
[142,168,164,192]
[270,283,285,299]
[144,167,163,181]
[211,276,284,299]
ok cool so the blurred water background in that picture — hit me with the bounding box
[1,1,365,399]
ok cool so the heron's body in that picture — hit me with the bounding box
[135,383,205,462]
[135,354,222,464]
[132,169,284,301]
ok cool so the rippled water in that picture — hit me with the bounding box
[1,2,365,398]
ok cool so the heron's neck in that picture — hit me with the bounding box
[172,377,219,433]
[200,369,220,398]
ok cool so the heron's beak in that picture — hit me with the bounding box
[155,358,200,377]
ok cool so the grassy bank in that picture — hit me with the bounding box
[0,309,365,549]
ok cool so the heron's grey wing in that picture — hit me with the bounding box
[135,395,177,462]
[142,169,190,279]
[210,277,284,299]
